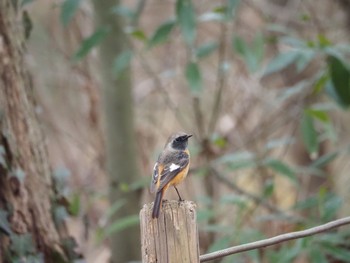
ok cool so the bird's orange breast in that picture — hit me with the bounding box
[169,149,190,186]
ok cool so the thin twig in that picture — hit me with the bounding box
[208,22,228,135]
[200,216,350,262]
[192,97,205,140]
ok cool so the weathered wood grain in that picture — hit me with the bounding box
[140,200,199,263]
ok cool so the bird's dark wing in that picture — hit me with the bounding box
[150,161,160,193]
[157,151,189,191]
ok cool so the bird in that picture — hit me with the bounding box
[150,132,192,219]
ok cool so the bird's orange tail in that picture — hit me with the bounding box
[152,190,164,219]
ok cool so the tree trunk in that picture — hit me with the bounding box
[92,1,141,262]
[0,1,70,262]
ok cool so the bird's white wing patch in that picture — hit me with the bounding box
[169,163,180,172]
[153,162,158,173]
[152,162,159,180]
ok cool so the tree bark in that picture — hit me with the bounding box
[0,1,69,262]
[92,0,141,262]
[140,201,200,263]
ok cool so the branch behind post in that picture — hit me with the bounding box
[140,200,199,263]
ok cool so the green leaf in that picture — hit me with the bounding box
[317,232,349,246]
[129,29,147,42]
[60,0,81,27]
[267,241,303,263]
[0,145,6,169]
[19,254,44,263]
[324,46,345,61]
[104,215,139,237]
[10,233,35,257]
[301,111,318,155]
[225,0,240,19]
[213,136,227,148]
[305,109,329,123]
[196,42,218,59]
[325,80,343,106]
[176,0,196,45]
[232,36,246,55]
[111,5,135,20]
[0,210,12,236]
[313,73,329,94]
[253,33,265,66]
[318,34,332,48]
[264,51,300,76]
[113,50,133,77]
[264,158,297,182]
[61,238,79,261]
[323,121,337,142]
[323,245,350,262]
[296,49,315,72]
[294,196,318,211]
[263,179,274,197]
[68,193,80,216]
[21,0,34,6]
[53,206,68,226]
[120,182,130,192]
[310,151,338,168]
[232,35,263,72]
[74,27,110,60]
[327,55,350,107]
[148,19,176,48]
[321,194,342,221]
[309,248,328,263]
[185,62,202,94]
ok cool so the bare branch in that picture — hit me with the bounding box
[192,97,205,140]
[208,22,229,135]
[200,216,350,262]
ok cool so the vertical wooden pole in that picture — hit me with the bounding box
[140,200,200,263]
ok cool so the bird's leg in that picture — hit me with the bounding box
[174,186,183,201]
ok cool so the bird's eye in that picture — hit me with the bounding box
[175,137,181,142]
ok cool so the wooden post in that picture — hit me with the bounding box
[140,200,200,263]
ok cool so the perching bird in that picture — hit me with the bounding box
[150,132,192,218]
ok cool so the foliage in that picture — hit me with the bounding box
[60,0,81,26]
[0,209,12,236]
[0,145,7,169]
[74,27,110,60]
[55,0,350,262]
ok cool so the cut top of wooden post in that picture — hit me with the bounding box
[140,200,199,263]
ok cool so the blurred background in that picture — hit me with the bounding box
[24,0,350,262]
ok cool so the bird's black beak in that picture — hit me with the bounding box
[186,134,193,139]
